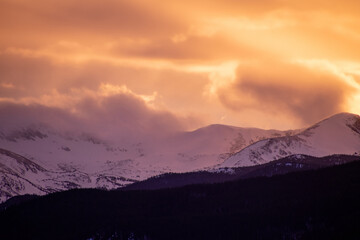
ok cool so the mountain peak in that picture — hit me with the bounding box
[190,124,239,134]
[219,112,360,168]
[303,112,360,134]
[322,112,359,123]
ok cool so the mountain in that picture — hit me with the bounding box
[124,154,360,191]
[0,146,138,203]
[0,123,291,202]
[1,112,359,203]
[149,124,295,171]
[0,127,141,203]
[219,112,360,168]
[2,160,360,240]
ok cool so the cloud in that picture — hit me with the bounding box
[77,94,187,139]
[0,102,80,132]
[0,90,195,142]
[1,0,360,130]
[172,0,360,16]
[0,51,204,140]
[115,34,259,61]
[217,60,357,125]
[0,0,188,50]
[0,51,208,102]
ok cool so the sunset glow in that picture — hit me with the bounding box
[1,0,360,131]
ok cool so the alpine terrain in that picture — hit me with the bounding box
[0,122,293,202]
[0,112,359,203]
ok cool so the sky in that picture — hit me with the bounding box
[1,0,360,136]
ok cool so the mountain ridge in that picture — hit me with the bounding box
[0,112,359,202]
[219,112,360,168]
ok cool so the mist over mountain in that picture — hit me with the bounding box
[0,112,359,203]
[0,117,291,202]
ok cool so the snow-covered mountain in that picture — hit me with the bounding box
[219,113,360,168]
[146,124,296,171]
[1,112,359,203]
[0,130,140,202]
[125,154,360,191]
[0,123,292,202]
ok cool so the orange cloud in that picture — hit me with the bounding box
[1,0,360,130]
[216,60,357,125]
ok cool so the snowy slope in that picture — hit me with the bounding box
[2,112,358,203]
[125,154,360,191]
[0,123,293,202]
[219,113,360,168]
[0,127,147,202]
[144,124,296,171]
